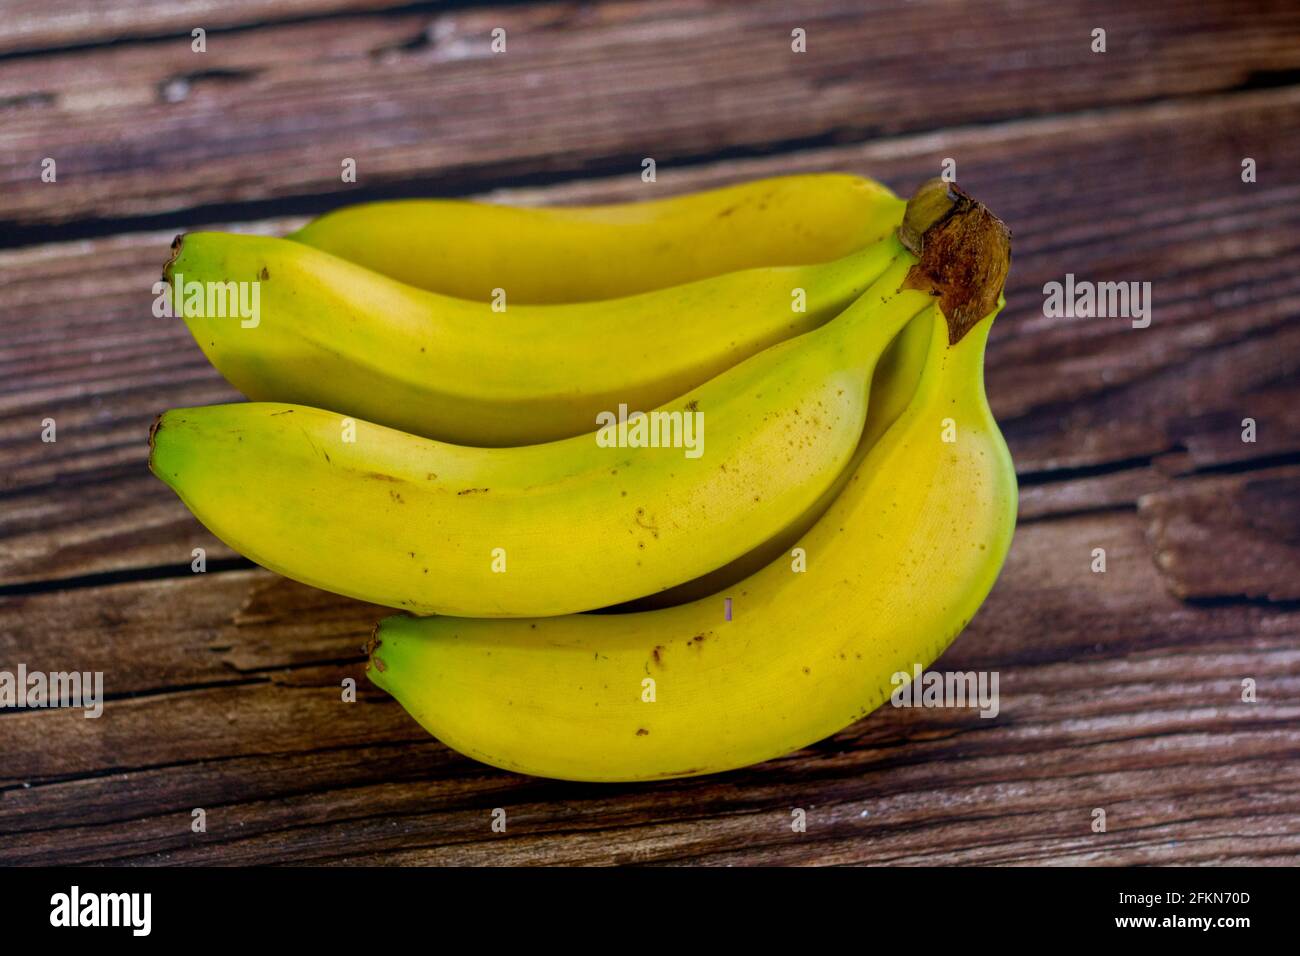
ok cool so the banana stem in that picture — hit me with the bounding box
[897,179,1011,344]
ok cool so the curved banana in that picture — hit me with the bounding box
[150,251,932,618]
[170,227,900,446]
[289,174,905,302]
[609,308,934,612]
[365,183,1015,781]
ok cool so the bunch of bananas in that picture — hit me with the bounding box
[150,174,1015,782]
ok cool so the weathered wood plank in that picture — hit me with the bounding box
[1018,466,1163,521]
[2,0,1294,873]
[2,511,1297,864]
[0,571,376,696]
[4,0,1300,229]
[8,729,1295,864]
[1139,466,1300,602]
[4,89,1299,586]
[0,1,412,56]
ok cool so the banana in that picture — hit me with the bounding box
[150,248,934,618]
[289,174,906,302]
[364,181,1014,781]
[607,308,934,612]
[170,226,902,446]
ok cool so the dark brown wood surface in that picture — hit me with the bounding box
[1,0,1298,865]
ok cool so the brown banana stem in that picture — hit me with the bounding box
[898,178,1012,344]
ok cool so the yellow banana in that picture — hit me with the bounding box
[150,250,932,618]
[289,174,905,302]
[609,308,934,612]
[368,305,1014,781]
[365,182,1015,781]
[170,227,901,446]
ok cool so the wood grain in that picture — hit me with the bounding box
[4,0,1300,230]
[4,87,1299,587]
[3,512,1297,864]
[0,1,414,56]
[1139,466,1300,602]
[2,0,1298,866]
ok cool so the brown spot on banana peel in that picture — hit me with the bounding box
[146,414,164,476]
[365,624,386,673]
[163,233,185,282]
[898,178,1011,344]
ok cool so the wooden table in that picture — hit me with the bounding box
[2,0,1298,865]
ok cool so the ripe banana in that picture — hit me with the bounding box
[365,181,1015,781]
[289,174,906,302]
[611,307,934,612]
[170,226,902,446]
[150,249,933,618]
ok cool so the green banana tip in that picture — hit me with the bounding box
[897,178,1011,345]
[147,410,190,485]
